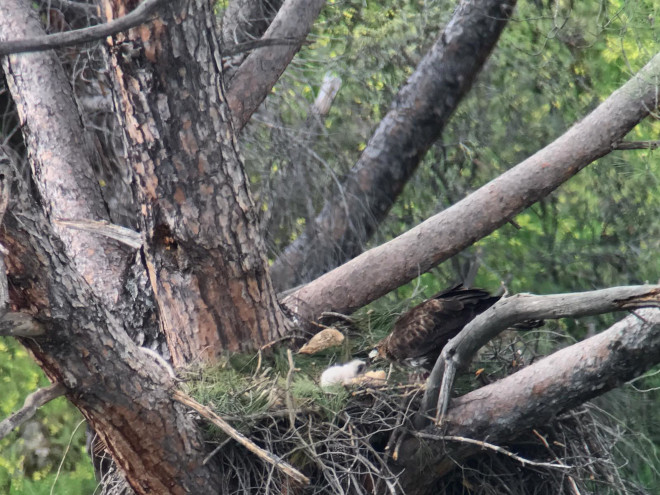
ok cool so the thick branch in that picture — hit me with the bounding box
[0,0,164,56]
[285,50,660,324]
[0,0,130,306]
[271,0,517,291]
[420,285,660,423]
[226,0,326,130]
[0,383,66,440]
[396,308,660,494]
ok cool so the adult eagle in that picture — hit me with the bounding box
[370,285,503,370]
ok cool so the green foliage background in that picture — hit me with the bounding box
[0,339,96,494]
[1,0,659,492]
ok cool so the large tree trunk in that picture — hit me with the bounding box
[0,166,220,494]
[102,0,286,365]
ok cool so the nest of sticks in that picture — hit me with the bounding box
[96,338,655,495]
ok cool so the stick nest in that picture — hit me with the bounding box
[96,340,656,495]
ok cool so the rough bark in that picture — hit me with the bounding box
[0,171,220,495]
[1,0,162,355]
[102,0,286,365]
[0,0,128,307]
[270,0,517,292]
[284,49,660,325]
[225,0,326,130]
[396,308,660,495]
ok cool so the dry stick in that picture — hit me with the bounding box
[532,429,582,495]
[285,349,297,430]
[171,389,310,486]
[0,0,165,56]
[0,383,67,440]
[418,285,660,427]
[54,219,142,249]
[612,140,660,150]
[415,433,571,470]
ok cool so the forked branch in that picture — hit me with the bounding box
[419,285,660,425]
[397,308,660,494]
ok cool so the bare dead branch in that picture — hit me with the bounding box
[414,433,571,470]
[422,285,660,425]
[0,0,164,56]
[0,383,66,440]
[285,50,660,325]
[171,389,310,486]
[271,0,517,291]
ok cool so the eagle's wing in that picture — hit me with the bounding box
[382,286,500,365]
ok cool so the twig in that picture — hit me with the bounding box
[202,437,232,465]
[285,349,297,430]
[0,0,165,56]
[319,311,356,324]
[612,140,660,150]
[54,219,142,249]
[50,418,86,495]
[532,429,582,494]
[415,432,572,470]
[171,389,309,486]
[0,383,67,440]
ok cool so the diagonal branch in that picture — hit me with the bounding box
[418,285,660,425]
[226,0,326,130]
[0,383,66,440]
[0,0,134,307]
[284,50,660,325]
[0,0,165,56]
[270,0,518,291]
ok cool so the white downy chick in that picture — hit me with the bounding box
[320,359,367,388]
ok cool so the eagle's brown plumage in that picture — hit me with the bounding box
[373,285,500,369]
